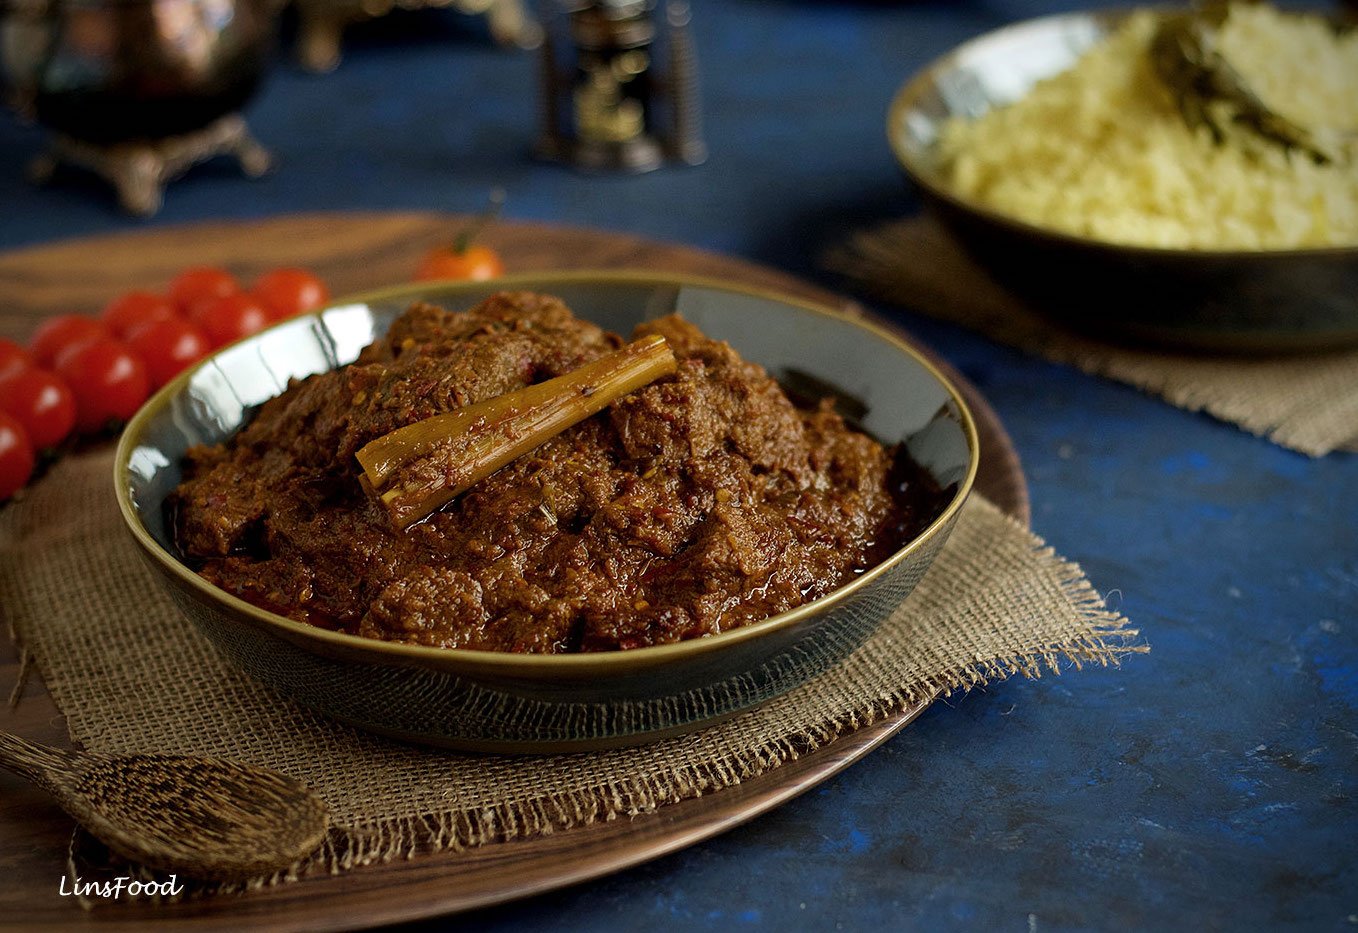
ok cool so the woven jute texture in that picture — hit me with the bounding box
[828,218,1358,458]
[1,449,1142,890]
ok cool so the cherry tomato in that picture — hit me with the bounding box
[101,290,178,339]
[197,293,273,348]
[0,368,76,450]
[56,339,150,433]
[29,315,107,369]
[253,268,329,320]
[415,244,505,283]
[0,411,34,500]
[127,318,211,387]
[0,338,31,382]
[169,266,239,319]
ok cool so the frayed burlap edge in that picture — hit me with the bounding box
[826,218,1358,458]
[9,506,1143,901]
[2,442,1144,901]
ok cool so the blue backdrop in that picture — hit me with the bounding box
[2,1,1354,929]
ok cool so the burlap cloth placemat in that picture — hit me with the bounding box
[828,218,1358,458]
[1,449,1142,892]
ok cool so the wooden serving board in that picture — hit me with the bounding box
[0,213,1028,931]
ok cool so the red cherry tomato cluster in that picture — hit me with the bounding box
[0,266,330,500]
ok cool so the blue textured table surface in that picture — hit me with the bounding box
[2,1,1355,929]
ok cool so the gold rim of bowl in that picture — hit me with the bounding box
[114,270,980,676]
[886,7,1358,262]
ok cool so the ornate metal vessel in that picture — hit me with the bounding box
[0,0,277,214]
[294,0,540,73]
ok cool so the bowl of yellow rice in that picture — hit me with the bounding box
[888,3,1358,351]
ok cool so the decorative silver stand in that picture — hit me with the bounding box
[295,0,542,73]
[27,114,273,217]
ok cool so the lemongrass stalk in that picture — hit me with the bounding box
[357,335,676,529]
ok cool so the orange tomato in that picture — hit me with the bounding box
[415,244,505,283]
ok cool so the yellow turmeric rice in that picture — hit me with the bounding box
[937,6,1358,250]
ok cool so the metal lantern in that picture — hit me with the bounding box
[536,0,705,173]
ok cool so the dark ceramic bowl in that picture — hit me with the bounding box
[888,9,1358,353]
[115,273,977,753]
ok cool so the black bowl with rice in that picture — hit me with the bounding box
[888,5,1358,352]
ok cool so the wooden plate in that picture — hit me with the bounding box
[0,214,1027,929]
